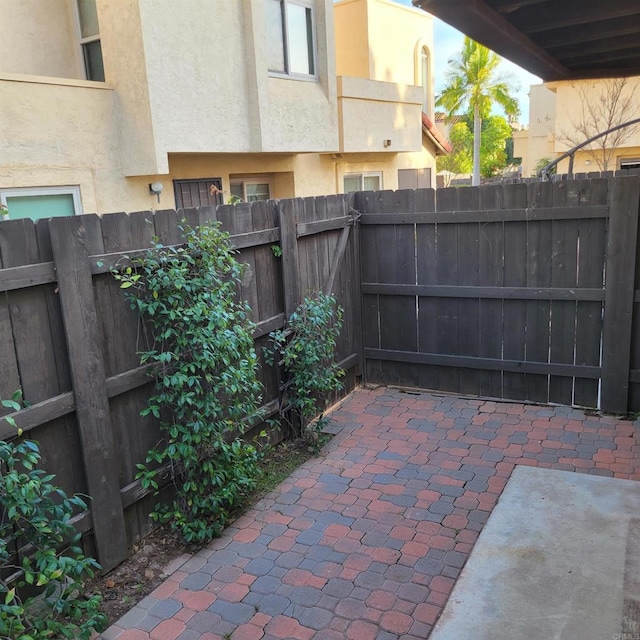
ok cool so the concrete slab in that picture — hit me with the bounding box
[431,466,640,640]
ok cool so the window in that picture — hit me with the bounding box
[343,173,382,193]
[76,0,105,81]
[619,158,640,170]
[230,179,272,203]
[398,168,432,190]
[267,0,316,78]
[173,179,224,209]
[0,187,82,221]
[421,47,430,116]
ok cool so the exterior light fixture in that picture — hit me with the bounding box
[149,181,163,203]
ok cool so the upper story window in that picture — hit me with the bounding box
[421,47,430,116]
[267,0,316,79]
[76,0,105,81]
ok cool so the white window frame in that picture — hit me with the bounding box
[343,172,383,193]
[72,0,103,81]
[619,157,640,170]
[0,186,83,220]
[268,0,318,81]
[229,177,273,203]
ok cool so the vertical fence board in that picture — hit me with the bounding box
[524,182,553,403]
[456,187,481,395]
[498,183,528,400]
[602,177,640,413]
[126,210,162,540]
[416,189,439,391]
[280,199,301,317]
[49,216,128,572]
[478,185,504,398]
[357,192,382,382]
[382,190,418,387]
[574,180,607,408]
[435,188,460,392]
[549,182,579,405]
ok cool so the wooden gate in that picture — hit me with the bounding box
[358,177,640,413]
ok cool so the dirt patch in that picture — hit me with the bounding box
[87,438,319,627]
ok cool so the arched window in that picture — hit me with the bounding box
[421,46,430,116]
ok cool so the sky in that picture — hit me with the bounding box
[367,0,543,124]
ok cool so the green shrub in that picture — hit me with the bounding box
[0,397,105,639]
[266,292,344,443]
[115,222,264,543]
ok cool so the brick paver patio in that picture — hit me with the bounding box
[100,386,640,640]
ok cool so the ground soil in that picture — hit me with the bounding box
[87,438,319,627]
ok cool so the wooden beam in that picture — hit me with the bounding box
[297,216,350,238]
[601,177,640,413]
[0,262,56,292]
[523,0,640,34]
[539,16,640,49]
[365,348,601,378]
[360,205,608,225]
[361,283,605,301]
[414,0,571,80]
[491,0,550,14]
[49,216,128,572]
[253,313,286,339]
[0,392,75,440]
[279,199,301,317]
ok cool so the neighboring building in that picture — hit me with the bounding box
[514,78,640,177]
[0,0,447,220]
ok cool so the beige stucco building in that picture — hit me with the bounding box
[0,0,446,220]
[514,78,640,177]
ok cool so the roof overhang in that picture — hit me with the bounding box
[422,113,452,155]
[413,0,640,81]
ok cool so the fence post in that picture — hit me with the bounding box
[49,216,128,572]
[601,177,640,413]
[279,199,301,316]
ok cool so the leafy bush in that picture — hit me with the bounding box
[115,222,264,543]
[266,292,344,442]
[0,398,105,639]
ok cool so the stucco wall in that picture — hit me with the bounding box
[553,78,640,153]
[366,0,432,88]
[0,0,80,79]
[338,77,423,153]
[334,0,370,78]
[98,0,159,176]
[335,0,433,120]
[515,84,557,176]
[0,76,139,214]
[135,0,338,163]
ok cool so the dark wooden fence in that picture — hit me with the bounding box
[0,196,361,572]
[358,177,640,414]
[4,176,640,572]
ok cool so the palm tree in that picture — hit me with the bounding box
[437,37,519,186]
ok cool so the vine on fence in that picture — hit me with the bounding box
[0,395,106,640]
[266,292,344,445]
[114,222,264,543]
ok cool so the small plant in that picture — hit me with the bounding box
[270,244,282,258]
[0,396,106,639]
[115,222,265,543]
[266,292,344,448]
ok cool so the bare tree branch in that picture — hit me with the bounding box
[558,78,640,171]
